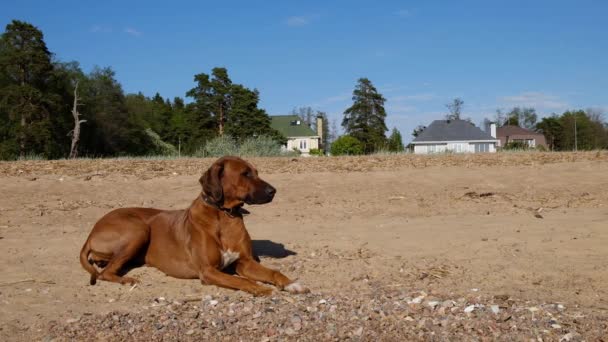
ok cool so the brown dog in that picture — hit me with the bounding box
[79,156,308,296]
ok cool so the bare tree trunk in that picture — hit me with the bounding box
[69,81,86,159]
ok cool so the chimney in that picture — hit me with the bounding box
[316,116,323,149]
[490,123,497,138]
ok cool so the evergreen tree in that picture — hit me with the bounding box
[0,20,55,158]
[185,72,217,150]
[79,67,152,156]
[342,78,388,153]
[225,84,285,144]
[387,127,404,152]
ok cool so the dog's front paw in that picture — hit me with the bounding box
[284,282,310,294]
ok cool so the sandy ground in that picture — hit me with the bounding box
[0,153,607,340]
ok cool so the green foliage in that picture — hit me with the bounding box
[195,135,286,157]
[412,125,426,138]
[387,127,404,152]
[330,135,364,156]
[196,135,238,157]
[535,115,562,150]
[0,20,57,159]
[309,148,323,156]
[185,68,284,148]
[144,128,177,156]
[501,107,537,129]
[238,135,284,157]
[503,141,530,150]
[0,20,288,160]
[342,78,388,153]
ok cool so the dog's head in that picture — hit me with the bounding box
[200,156,276,209]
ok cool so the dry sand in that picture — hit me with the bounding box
[0,152,607,340]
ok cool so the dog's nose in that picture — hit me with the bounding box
[265,186,276,196]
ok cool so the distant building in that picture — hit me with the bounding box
[410,119,498,154]
[496,125,547,149]
[270,115,322,156]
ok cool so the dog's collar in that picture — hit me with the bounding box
[200,194,240,217]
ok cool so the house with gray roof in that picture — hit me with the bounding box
[410,119,498,154]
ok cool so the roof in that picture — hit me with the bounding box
[412,119,496,143]
[270,115,318,137]
[496,125,543,137]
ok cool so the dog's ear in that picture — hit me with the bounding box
[200,160,224,204]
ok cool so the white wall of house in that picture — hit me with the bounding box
[285,136,319,156]
[413,141,497,154]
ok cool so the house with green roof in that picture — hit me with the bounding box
[270,115,322,156]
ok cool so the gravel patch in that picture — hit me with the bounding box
[46,286,607,341]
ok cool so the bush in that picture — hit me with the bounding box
[309,148,324,156]
[503,141,529,150]
[331,135,364,156]
[144,128,178,156]
[195,135,238,157]
[238,135,283,157]
[195,135,287,157]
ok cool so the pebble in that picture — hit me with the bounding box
[45,286,602,341]
[441,300,455,308]
[209,300,219,306]
[464,305,476,313]
[291,315,302,331]
[411,296,425,304]
[426,301,440,309]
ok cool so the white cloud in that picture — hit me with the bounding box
[285,16,309,27]
[124,27,142,37]
[499,92,568,110]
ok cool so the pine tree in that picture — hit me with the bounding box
[342,78,388,153]
[225,84,284,144]
[0,20,55,158]
[387,127,404,152]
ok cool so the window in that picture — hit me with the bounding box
[299,140,307,150]
[474,143,490,153]
[454,143,465,153]
[428,144,437,153]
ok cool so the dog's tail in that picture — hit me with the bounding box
[79,239,98,285]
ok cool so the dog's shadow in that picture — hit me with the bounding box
[252,240,297,261]
[121,239,296,277]
[221,240,295,275]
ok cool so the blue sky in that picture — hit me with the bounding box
[3,0,607,142]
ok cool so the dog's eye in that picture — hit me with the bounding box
[242,171,253,178]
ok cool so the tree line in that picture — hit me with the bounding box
[0,20,283,160]
[492,107,608,151]
[5,20,602,159]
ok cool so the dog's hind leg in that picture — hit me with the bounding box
[97,230,148,286]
